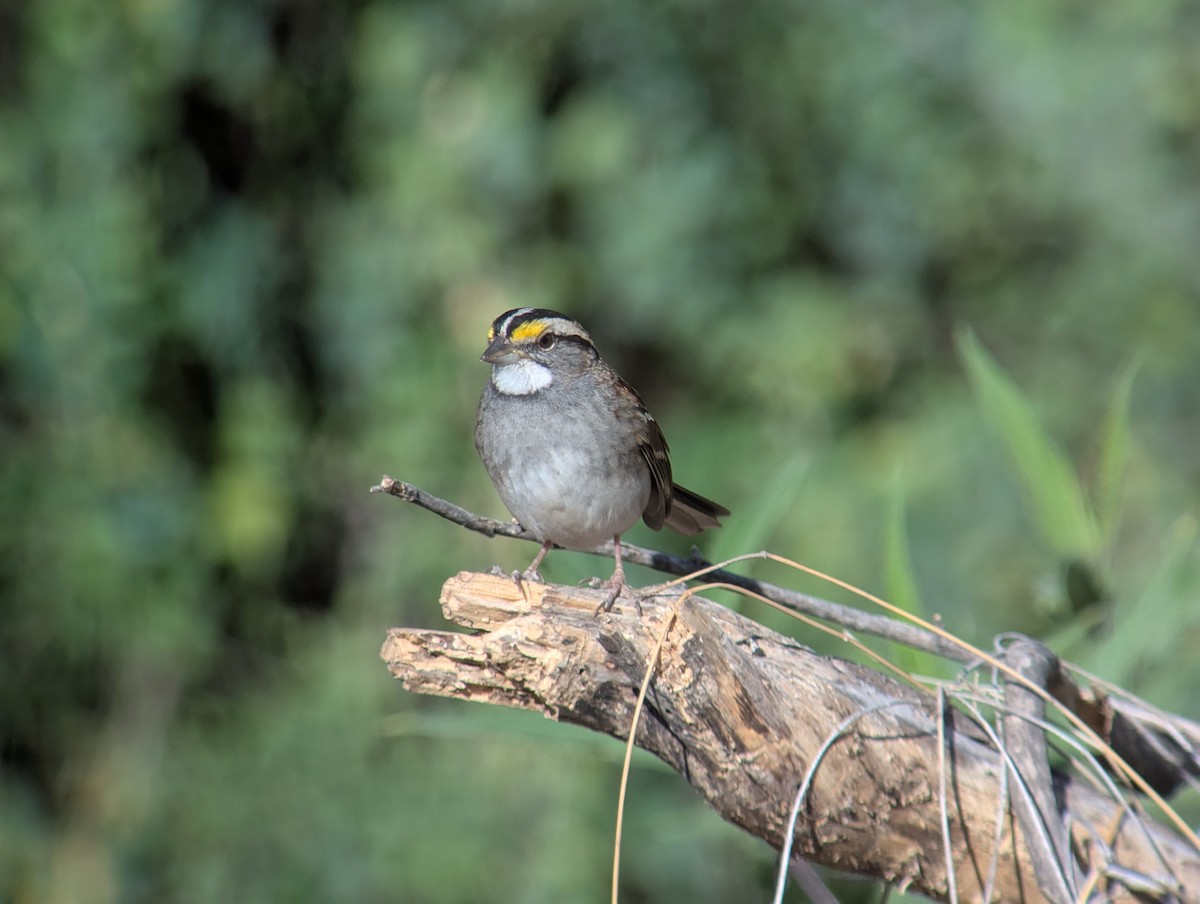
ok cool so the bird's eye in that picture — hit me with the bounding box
[537,332,557,350]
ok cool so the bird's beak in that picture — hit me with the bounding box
[481,336,520,365]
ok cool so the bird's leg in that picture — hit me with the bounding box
[512,540,551,601]
[596,534,634,613]
[521,540,551,582]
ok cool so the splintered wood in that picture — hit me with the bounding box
[381,573,1199,903]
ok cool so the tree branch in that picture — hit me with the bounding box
[371,475,966,660]
[1002,638,1083,902]
[381,573,1200,902]
[374,476,1200,807]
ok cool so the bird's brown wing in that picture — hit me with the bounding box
[612,374,673,531]
[617,375,729,535]
[637,416,674,531]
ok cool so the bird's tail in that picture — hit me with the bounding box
[664,485,730,536]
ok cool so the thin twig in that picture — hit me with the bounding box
[372,476,968,661]
[946,681,1187,899]
[952,694,1010,904]
[1001,638,1081,902]
[611,583,689,904]
[937,687,960,904]
[773,701,915,904]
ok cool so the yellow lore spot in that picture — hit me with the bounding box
[510,320,549,342]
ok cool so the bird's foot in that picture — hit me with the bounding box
[512,567,545,603]
[589,571,642,615]
[484,564,544,582]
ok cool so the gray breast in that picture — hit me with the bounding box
[475,375,650,549]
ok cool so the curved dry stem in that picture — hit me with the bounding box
[706,550,1200,854]
[772,700,916,904]
[610,584,691,904]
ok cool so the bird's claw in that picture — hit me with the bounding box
[590,574,642,615]
[511,568,545,604]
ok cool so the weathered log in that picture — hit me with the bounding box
[380,572,1199,903]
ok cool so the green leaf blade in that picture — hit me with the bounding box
[1094,358,1140,545]
[883,474,941,678]
[958,330,1099,559]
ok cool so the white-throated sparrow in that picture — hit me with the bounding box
[474,308,729,608]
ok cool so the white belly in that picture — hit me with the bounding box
[494,445,650,550]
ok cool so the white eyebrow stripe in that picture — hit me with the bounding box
[550,320,592,343]
[497,307,535,338]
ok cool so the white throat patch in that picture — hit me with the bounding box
[491,359,553,395]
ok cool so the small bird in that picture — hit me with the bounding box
[474,308,729,608]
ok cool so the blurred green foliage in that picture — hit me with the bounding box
[2,0,1199,901]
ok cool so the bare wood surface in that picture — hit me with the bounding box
[381,572,1200,903]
